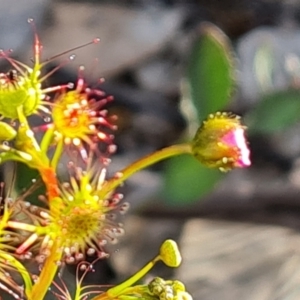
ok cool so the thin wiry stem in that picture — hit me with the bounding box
[0,252,32,297]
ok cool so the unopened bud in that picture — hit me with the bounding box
[148,277,193,300]
[192,112,251,171]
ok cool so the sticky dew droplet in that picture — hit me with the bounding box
[43,116,51,122]
[93,38,100,44]
[87,248,96,256]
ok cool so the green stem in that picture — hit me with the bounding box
[99,143,192,198]
[40,126,55,153]
[51,139,63,169]
[91,256,160,300]
[29,240,63,300]
[117,285,149,298]
[16,106,40,152]
[118,292,155,300]
[0,145,33,163]
[15,106,50,168]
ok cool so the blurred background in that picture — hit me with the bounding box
[2,0,300,299]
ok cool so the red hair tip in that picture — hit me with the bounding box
[93,38,100,44]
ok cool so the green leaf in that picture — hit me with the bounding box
[246,90,300,134]
[162,155,223,205]
[187,22,236,121]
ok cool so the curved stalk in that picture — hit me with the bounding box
[40,125,55,153]
[91,256,160,300]
[99,143,192,199]
[0,252,32,298]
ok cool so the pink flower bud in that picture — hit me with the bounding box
[192,112,251,171]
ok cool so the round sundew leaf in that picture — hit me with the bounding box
[187,22,236,122]
[162,155,224,205]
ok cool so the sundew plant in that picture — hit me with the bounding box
[0,20,250,300]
